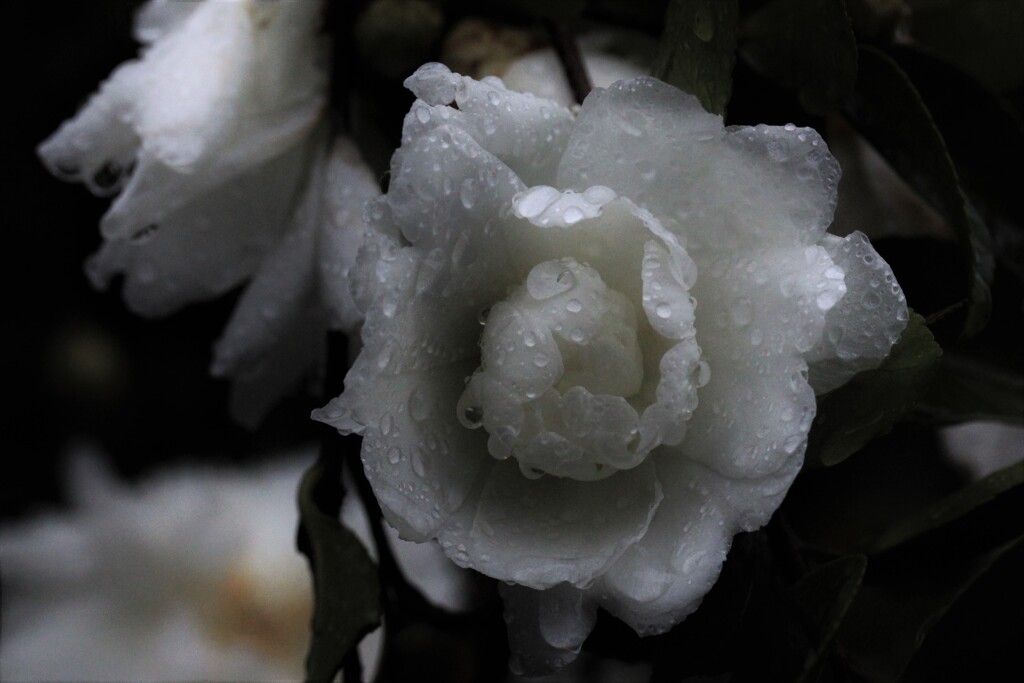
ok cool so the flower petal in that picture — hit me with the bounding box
[595,459,730,635]
[436,457,662,589]
[806,232,909,393]
[405,63,575,186]
[316,360,486,541]
[558,78,841,251]
[499,582,597,675]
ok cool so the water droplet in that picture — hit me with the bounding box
[387,447,401,464]
[462,405,483,428]
[460,179,477,209]
[514,186,560,219]
[694,360,711,387]
[534,353,550,368]
[566,298,583,313]
[408,388,429,422]
[415,106,431,124]
[563,206,584,224]
[381,414,394,435]
[817,288,843,310]
[527,261,576,300]
[411,449,426,477]
[477,306,491,325]
[655,302,672,319]
[582,185,616,205]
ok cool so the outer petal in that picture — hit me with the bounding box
[806,232,910,394]
[499,583,597,675]
[682,245,838,479]
[557,78,841,251]
[317,361,486,541]
[595,454,802,635]
[595,459,729,635]
[404,63,574,186]
[436,458,662,589]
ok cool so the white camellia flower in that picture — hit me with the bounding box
[38,0,328,314]
[315,63,909,673]
[38,0,382,424]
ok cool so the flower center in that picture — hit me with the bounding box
[458,257,651,481]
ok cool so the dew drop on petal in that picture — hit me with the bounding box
[408,388,429,422]
[563,206,585,224]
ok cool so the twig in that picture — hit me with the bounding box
[545,21,592,105]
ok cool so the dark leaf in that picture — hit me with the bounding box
[885,43,1024,256]
[843,46,994,338]
[788,555,867,683]
[839,535,1024,683]
[915,352,1024,425]
[870,460,1024,554]
[739,0,857,114]
[297,459,381,683]
[787,425,960,559]
[654,0,738,115]
[901,537,1024,683]
[808,311,941,467]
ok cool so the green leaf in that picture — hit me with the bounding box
[297,459,381,683]
[843,46,994,338]
[870,460,1024,554]
[915,352,1024,425]
[654,0,737,115]
[839,535,1024,683]
[789,555,867,682]
[739,0,857,114]
[808,311,941,467]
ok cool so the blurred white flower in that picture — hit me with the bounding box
[1,450,312,681]
[38,0,382,424]
[39,0,328,314]
[1,445,471,682]
[210,136,380,425]
[941,420,1024,480]
[315,64,909,673]
[500,31,654,107]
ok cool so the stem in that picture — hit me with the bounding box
[545,21,592,105]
